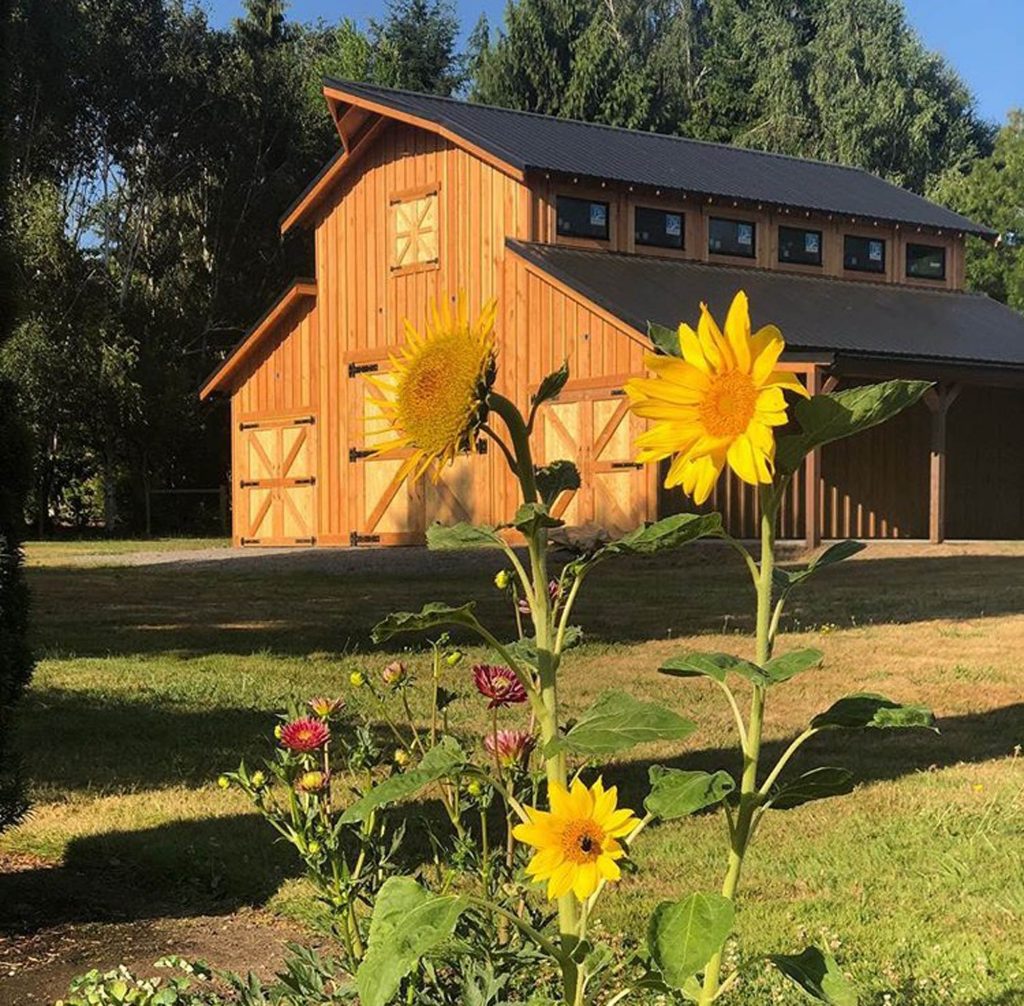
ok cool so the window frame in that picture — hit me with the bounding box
[905,242,947,282]
[777,225,824,268]
[634,205,685,252]
[843,233,887,275]
[708,216,757,260]
[555,194,612,244]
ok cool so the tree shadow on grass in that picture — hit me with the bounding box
[26,549,1024,659]
[606,702,1024,815]
[0,813,298,936]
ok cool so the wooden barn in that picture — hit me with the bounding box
[200,80,1024,548]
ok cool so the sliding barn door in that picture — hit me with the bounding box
[538,380,654,537]
[237,416,317,546]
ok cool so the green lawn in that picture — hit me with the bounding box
[3,541,1023,1004]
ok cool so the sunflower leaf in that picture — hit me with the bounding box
[512,502,564,536]
[647,893,735,989]
[535,460,581,508]
[547,690,697,757]
[768,946,858,1005]
[356,877,469,1006]
[340,738,466,824]
[532,360,570,407]
[776,380,932,476]
[811,693,937,731]
[766,766,855,811]
[371,601,480,643]
[645,766,735,820]
[763,648,823,684]
[660,651,769,686]
[426,522,504,550]
[648,320,683,358]
[774,540,866,590]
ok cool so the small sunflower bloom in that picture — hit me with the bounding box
[296,769,330,794]
[626,291,809,505]
[279,717,330,753]
[370,294,498,483]
[473,664,527,708]
[484,728,536,768]
[513,777,640,901]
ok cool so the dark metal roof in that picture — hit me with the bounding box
[326,79,993,238]
[508,240,1024,371]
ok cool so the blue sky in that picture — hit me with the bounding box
[206,0,1020,124]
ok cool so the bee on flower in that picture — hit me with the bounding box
[513,778,640,901]
[626,290,809,503]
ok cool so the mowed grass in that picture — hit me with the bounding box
[2,541,1023,1004]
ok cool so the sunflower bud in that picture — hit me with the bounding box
[393,748,410,768]
[349,670,366,688]
[494,569,512,591]
[382,660,407,687]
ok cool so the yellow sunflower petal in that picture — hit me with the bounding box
[547,862,576,899]
[750,325,785,385]
[697,302,733,370]
[724,291,752,370]
[677,323,711,373]
[572,863,600,901]
[597,854,622,881]
[764,370,811,398]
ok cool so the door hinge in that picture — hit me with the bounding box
[349,447,375,462]
[610,388,626,397]
[611,461,643,469]
[239,479,261,488]
[292,537,316,545]
[292,477,316,486]
[348,361,380,378]
[240,537,261,545]
[350,531,381,546]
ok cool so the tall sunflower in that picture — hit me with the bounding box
[513,777,639,901]
[625,291,809,504]
[370,294,498,483]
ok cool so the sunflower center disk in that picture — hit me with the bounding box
[562,820,605,864]
[699,370,758,437]
[397,337,479,453]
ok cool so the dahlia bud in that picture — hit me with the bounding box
[217,775,230,790]
[393,748,410,768]
[307,840,322,855]
[494,569,512,591]
[308,696,345,718]
[296,769,330,793]
[274,725,283,739]
[382,660,407,687]
[250,771,267,789]
[445,649,464,667]
[466,779,484,797]
[349,670,366,688]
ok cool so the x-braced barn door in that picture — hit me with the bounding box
[237,416,317,545]
[346,356,423,545]
[539,381,653,537]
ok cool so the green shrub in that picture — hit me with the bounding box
[0,377,33,832]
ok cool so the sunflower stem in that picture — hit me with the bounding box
[487,393,538,503]
[699,488,777,1006]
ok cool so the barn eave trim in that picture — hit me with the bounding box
[199,280,317,400]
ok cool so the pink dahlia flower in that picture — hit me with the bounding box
[473,664,527,708]
[279,717,331,752]
[484,729,536,768]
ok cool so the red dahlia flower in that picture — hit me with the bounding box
[473,664,527,708]
[484,729,536,767]
[279,717,331,752]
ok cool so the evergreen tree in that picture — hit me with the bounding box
[370,0,463,95]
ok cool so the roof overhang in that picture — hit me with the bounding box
[280,82,527,234]
[506,240,1024,385]
[199,280,316,400]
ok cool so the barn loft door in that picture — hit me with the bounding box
[238,416,317,546]
[539,382,653,538]
[347,357,424,546]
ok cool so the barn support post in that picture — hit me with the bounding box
[803,365,824,550]
[924,383,961,544]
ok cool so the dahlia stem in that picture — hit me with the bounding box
[699,490,777,1006]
